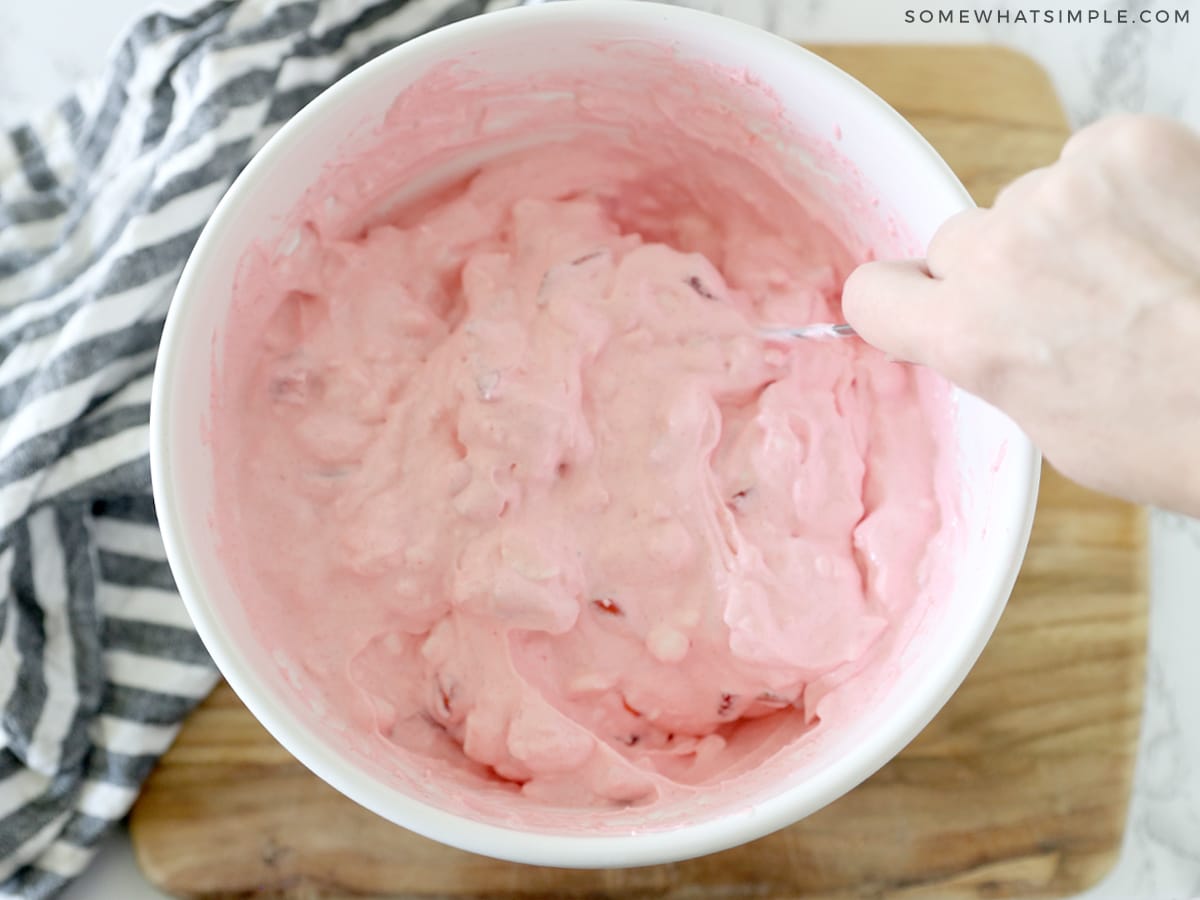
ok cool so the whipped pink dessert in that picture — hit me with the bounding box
[213,47,955,815]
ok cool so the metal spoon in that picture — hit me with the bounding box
[759,323,857,341]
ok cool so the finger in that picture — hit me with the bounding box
[1059,117,1116,160]
[1059,113,1195,161]
[991,165,1052,210]
[841,259,945,365]
[1061,114,1150,160]
[1058,115,1156,160]
[925,207,987,278]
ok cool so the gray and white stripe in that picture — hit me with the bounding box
[0,0,487,895]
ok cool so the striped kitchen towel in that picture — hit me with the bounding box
[0,0,489,894]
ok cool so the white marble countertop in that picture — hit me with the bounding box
[3,1,1199,898]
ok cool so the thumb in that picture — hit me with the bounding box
[842,259,943,365]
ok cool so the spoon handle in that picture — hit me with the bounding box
[760,323,857,341]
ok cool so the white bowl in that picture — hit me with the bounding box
[150,0,1039,868]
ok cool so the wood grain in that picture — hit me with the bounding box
[130,46,1147,899]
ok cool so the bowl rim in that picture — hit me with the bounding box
[150,0,1042,868]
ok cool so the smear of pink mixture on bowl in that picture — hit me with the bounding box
[212,46,955,813]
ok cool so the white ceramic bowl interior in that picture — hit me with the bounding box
[151,0,1040,869]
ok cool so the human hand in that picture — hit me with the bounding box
[843,115,1200,515]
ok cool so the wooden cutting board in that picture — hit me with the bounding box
[130,46,1148,899]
